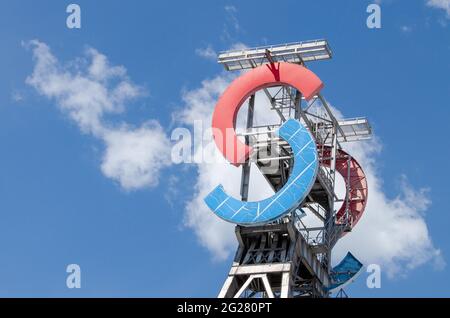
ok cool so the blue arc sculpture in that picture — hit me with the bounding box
[204,119,319,225]
[328,252,364,292]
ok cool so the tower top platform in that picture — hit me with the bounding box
[218,39,332,71]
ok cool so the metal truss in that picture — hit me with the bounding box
[218,39,332,71]
[218,222,329,298]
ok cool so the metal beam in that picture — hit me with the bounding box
[240,94,255,201]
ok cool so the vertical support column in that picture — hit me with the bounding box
[218,276,237,298]
[280,271,291,298]
[240,94,255,202]
[294,90,302,121]
[324,126,338,272]
[329,126,337,210]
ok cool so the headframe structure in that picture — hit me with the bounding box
[211,39,371,298]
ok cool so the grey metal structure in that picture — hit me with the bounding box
[216,40,371,298]
[218,39,332,71]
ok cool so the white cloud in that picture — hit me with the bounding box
[196,5,247,64]
[11,90,25,102]
[25,40,171,190]
[176,73,238,258]
[101,121,170,190]
[427,0,450,17]
[222,5,242,42]
[195,42,246,66]
[400,25,413,32]
[228,42,248,51]
[224,5,240,32]
[333,138,444,278]
[196,45,217,61]
[178,70,444,277]
[178,73,235,125]
[86,48,127,81]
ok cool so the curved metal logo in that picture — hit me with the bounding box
[204,62,323,225]
[204,119,318,225]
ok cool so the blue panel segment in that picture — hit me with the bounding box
[204,119,318,225]
[328,252,363,292]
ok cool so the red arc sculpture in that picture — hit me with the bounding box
[212,62,324,166]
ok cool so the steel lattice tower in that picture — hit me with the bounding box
[212,40,371,298]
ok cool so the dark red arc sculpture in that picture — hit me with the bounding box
[212,62,324,166]
[320,147,368,230]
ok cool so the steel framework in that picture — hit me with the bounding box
[216,40,371,298]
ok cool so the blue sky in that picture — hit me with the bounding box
[0,0,449,297]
